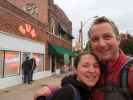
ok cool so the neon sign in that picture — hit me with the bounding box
[18,23,37,38]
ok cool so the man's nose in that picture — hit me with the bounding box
[98,38,106,47]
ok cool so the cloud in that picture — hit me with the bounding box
[54,0,133,42]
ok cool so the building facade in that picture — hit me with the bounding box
[47,0,73,72]
[0,0,73,89]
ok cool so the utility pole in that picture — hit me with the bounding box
[79,21,83,51]
[78,16,98,52]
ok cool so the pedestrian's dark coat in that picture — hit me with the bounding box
[30,58,37,72]
[22,59,32,74]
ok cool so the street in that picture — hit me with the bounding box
[0,74,64,100]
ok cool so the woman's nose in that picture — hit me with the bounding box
[87,65,95,73]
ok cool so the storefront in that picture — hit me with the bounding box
[48,43,74,73]
[0,32,47,89]
[0,0,73,89]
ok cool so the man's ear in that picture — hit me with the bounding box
[116,35,121,44]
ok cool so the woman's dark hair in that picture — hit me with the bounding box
[74,51,106,73]
[74,51,100,69]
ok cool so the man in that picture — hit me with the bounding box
[89,16,133,100]
[34,16,133,100]
[22,56,32,84]
[30,58,36,82]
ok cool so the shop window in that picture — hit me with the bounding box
[32,53,44,72]
[4,51,20,77]
[50,18,56,35]
[56,55,63,69]
[0,51,4,78]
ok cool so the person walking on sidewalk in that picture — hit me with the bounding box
[22,56,32,84]
[30,57,36,82]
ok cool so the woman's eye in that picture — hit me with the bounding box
[93,63,100,68]
[82,65,88,68]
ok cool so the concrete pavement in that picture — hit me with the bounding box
[0,74,64,100]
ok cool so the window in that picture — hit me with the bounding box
[0,51,4,78]
[4,51,20,77]
[32,53,44,72]
[50,18,56,34]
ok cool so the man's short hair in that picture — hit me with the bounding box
[88,16,119,37]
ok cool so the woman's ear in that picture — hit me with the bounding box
[73,67,77,74]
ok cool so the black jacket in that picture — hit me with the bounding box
[52,75,91,100]
[22,60,32,74]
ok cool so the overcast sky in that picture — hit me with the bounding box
[54,0,133,46]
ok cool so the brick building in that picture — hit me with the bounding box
[0,0,73,89]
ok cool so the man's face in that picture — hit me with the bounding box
[90,22,120,61]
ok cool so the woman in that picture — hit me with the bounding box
[35,51,103,100]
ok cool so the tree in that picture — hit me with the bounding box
[84,40,91,51]
[120,34,133,55]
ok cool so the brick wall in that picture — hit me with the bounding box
[0,0,72,69]
[7,0,48,24]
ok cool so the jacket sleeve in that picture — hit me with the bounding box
[128,66,133,94]
[51,86,74,100]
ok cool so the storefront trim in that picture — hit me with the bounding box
[0,32,45,53]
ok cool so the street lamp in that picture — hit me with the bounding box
[79,16,98,51]
[82,16,98,28]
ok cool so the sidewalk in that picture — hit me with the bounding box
[0,74,64,100]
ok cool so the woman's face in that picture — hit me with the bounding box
[75,54,101,87]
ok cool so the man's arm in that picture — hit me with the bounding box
[128,67,133,94]
[34,85,60,100]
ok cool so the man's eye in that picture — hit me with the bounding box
[82,65,88,68]
[91,37,99,42]
[103,35,112,40]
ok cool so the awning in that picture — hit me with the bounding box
[58,24,68,34]
[48,44,74,56]
[68,33,74,39]
[58,25,74,39]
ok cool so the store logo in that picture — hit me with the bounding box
[18,23,37,38]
